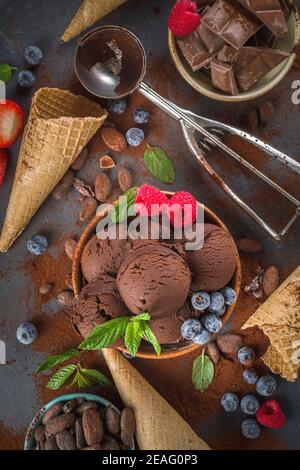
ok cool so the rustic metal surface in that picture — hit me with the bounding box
[0,0,299,449]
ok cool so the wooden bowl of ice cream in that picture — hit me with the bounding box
[168,1,300,102]
[72,192,241,360]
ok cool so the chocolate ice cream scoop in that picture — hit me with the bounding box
[117,244,191,319]
[186,224,237,292]
[148,316,183,345]
[81,234,132,283]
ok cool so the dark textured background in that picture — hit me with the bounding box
[0,0,299,450]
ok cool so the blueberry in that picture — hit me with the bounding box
[181,318,202,340]
[209,292,225,312]
[191,292,210,311]
[221,393,239,413]
[133,107,150,124]
[238,346,255,366]
[126,128,144,146]
[107,98,127,114]
[16,323,37,345]
[256,375,277,397]
[202,314,222,334]
[18,70,36,88]
[27,234,48,256]
[193,328,211,345]
[25,46,43,66]
[220,286,237,305]
[243,368,259,385]
[241,419,261,440]
[208,303,226,317]
[240,395,260,415]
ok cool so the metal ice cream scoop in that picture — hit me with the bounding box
[75,26,300,241]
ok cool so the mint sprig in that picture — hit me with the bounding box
[111,187,138,223]
[36,348,79,373]
[47,364,77,391]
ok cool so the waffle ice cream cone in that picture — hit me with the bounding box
[61,0,128,43]
[242,266,300,382]
[0,88,107,252]
[103,348,210,450]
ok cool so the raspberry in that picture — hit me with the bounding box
[168,0,201,37]
[168,191,197,227]
[135,184,169,217]
[256,399,286,429]
[0,150,8,187]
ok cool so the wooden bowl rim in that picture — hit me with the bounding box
[72,191,242,360]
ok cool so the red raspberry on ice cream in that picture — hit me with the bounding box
[168,0,201,37]
[256,399,286,429]
[135,185,169,217]
[168,191,197,227]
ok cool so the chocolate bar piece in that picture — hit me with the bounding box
[210,59,239,95]
[197,22,225,54]
[202,0,262,49]
[217,45,239,64]
[237,0,288,37]
[234,47,290,91]
[177,31,214,72]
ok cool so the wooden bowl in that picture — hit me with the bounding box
[72,193,241,360]
[168,1,300,103]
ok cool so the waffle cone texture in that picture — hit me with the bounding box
[0,88,107,252]
[103,348,210,450]
[61,0,128,42]
[243,265,300,382]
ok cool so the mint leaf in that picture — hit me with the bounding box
[0,64,17,84]
[79,316,130,350]
[131,312,150,322]
[141,321,161,357]
[81,368,112,386]
[144,145,175,184]
[125,321,143,357]
[47,364,77,390]
[192,350,214,392]
[36,349,79,373]
[69,368,92,389]
[111,187,138,223]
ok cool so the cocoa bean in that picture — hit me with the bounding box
[236,238,262,253]
[82,409,103,446]
[34,425,46,448]
[42,403,64,425]
[39,283,53,295]
[63,400,77,414]
[75,418,86,449]
[73,178,94,198]
[118,166,132,192]
[56,430,76,450]
[52,171,74,200]
[262,265,279,297]
[45,412,76,435]
[95,173,112,202]
[101,127,126,152]
[120,408,135,446]
[76,397,85,406]
[75,401,98,416]
[99,155,115,169]
[101,435,120,450]
[44,436,58,450]
[207,342,220,364]
[71,147,89,171]
[217,333,243,355]
[64,238,77,260]
[57,290,74,306]
[105,405,120,435]
[79,197,97,221]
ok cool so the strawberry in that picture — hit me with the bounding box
[168,0,201,37]
[0,100,24,148]
[0,150,8,187]
[256,399,286,429]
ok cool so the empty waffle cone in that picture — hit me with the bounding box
[0,88,107,252]
[242,265,300,382]
[61,0,128,43]
[102,348,210,450]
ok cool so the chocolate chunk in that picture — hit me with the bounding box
[197,22,225,54]
[217,45,239,64]
[235,47,290,91]
[177,31,214,72]
[202,0,262,49]
[211,59,239,95]
[237,0,287,37]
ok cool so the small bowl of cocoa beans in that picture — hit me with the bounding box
[24,393,136,450]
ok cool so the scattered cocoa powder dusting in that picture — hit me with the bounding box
[0,423,23,450]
